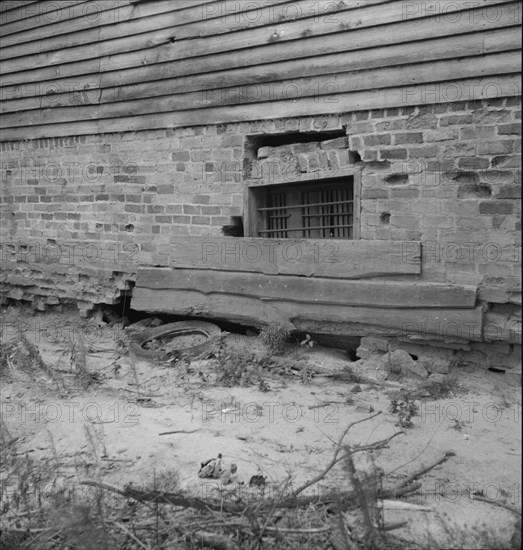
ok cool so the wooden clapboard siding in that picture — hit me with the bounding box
[1,75,519,141]
[0,1,91,28]
[0,1,43,16]
[3,51,520,127]
[0,0,520,140]
[1,0,514,75]
[0,1,39,12]
[0,0,394,71]
[130,287,484,341]
[0,0,198,39]
[2,6,518,96]
[165,237,420,278]
[1,0,342,52]
[3,28,520,114]
[135,268,478,309]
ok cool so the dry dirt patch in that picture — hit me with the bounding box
[1,306,521,549]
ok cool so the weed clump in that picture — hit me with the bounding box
[389,395,419,428]
[258,322,292,352]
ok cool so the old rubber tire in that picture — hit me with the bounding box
[129,321,221,362]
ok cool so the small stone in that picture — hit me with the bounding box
[427,373,447,385]
[422,357,451,374]
[356,346,372,360]
[351,384,362,393]
[387,350,428,378]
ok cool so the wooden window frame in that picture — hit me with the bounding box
[244,167,361,240]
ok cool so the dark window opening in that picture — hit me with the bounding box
[250,176,359,239]
[246,130,346,156]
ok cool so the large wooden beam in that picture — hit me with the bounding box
[484,312,522,344]
[130,287,484,342]
[164,237,421,279]
[135,268,477,309]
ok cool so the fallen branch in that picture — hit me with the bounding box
[110,521,150,550]
[388,451,455,497]
[290,411,382,499]
[470,494,521,515]
[379,500,431,512]
[158,430,200,436]
[408,491,522,516]
[383,521,409,532]
[79,480,362,513]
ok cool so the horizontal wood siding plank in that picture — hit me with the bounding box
[1,0,361,52]
[164,237,421,278]
[2,52,519,127]
[3,28,519,113]
[135,268,478,308]
[1,3,518,89]
[0,0,51,16]
[0,0,130,35]
[130,288,484,341]
[1,74,519,140]
[0,0,510,74]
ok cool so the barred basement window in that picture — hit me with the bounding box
[246,172,360,239]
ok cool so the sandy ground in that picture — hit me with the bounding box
[1,305,521,549]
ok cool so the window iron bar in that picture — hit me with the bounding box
[258,200,353,212]
[259,223,353,234]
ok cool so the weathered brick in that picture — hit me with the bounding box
[458,157,490,170]
[424,128,459,141]
[405,113,438,130]
[390,187,420,199]
[498,123,521,135]
[321,137,348,150]
[494,185,522,199]
[477,140,514,155]
[443,142,476,157]
[291,142,320,154]
[409,146,439,159]
[439,114,473,126]
[380,149,407,160]
[385,108,400,117]
[362,188,388,199]
[393,132,423,144]
[479,201,514,215]
[364,134,391,146]
[155,215,173,223]
[491,155,521,168]
[375,119,404,131]
[191,216,210,225]
[183,205,201,215]
[172,151,190,161]
[472,110,512,124]
[172,215,190,223]
[157,185,174,194]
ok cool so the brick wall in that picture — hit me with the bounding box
[0,98,521,324]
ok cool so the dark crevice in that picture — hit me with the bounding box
[221,216,244,237]
[488,367,506,373]
[246,130,345,152]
